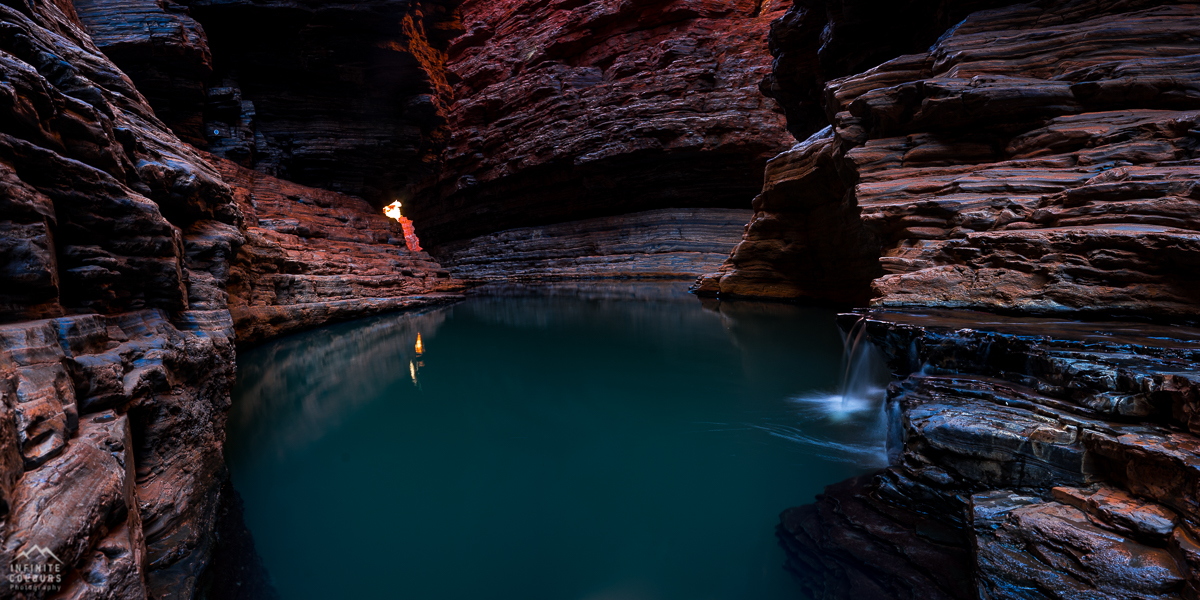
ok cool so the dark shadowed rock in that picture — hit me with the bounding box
[780,309,1200,599]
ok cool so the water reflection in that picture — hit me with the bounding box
[226,283,884,600]
[229,306,447,458]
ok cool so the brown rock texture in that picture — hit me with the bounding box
[210,156,464,347]
[0,1,463,598]
[408,0,793,251]
[0,0,241,592]
[431,208,752,281]
[782,309,1200,599]
[698,0,1200,317]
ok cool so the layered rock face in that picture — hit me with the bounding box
[74,0,462,204]
[0,0,240,595]
[698,0,1200,316]
[783,310,1200,599]
[212,156,462,346]
[431,208,752,281]
[71,0,212,146]
[0,1,463,597]
[407,0,793,276]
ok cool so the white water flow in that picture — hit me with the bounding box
[758,313,893,467]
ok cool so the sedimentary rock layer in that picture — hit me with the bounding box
[782,309,1200,599]
[699,0,1200,317]
[72,0,212,145]
[0,0,241,595]
[210,156,464,346]
[431,208,752,281]
[408,0,793,249]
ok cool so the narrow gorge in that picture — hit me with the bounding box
[0,0,1197,598]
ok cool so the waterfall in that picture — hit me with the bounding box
[759,312,893,467]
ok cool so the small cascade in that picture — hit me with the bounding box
[839,313,887,410]
[761,312,894,467]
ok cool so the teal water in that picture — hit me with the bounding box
[226,283,881,600]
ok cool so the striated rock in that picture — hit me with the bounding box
[72,0,212,145]
[431,208,752,282]
[1,2,463,598]
[760,0,1013,139]
[781,309,1200,599]
[209,155,464,346]
[409,0,793,250]
[700,1,1200,318]
[185,0,461,203]
[3,411,144,599]
[75,0,462,204]
[778,471,973,600]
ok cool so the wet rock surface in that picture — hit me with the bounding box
[699,0,1200,316]
[408,0,793,254]
[781,309,1200,599]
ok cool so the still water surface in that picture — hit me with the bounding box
[226,284,881,599]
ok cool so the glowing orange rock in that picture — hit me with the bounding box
[384,200,403,220]
[383,201,423,253]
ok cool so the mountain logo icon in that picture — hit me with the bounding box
[14,545,62,564]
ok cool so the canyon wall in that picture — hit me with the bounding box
[0,1,462,598]
[408,0,793,279]
[697,0,1200,316]
[432,208,752,281]
[0,0,239,595]
[74,0,462,205]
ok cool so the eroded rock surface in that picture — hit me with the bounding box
[781,309,1200,599]
[408,0,793,257]
[0,1,463,598]
[699,0,1200,316]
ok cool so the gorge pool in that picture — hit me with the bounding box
[224,283,883,599]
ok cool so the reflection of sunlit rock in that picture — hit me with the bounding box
[415,333,424,356]
[229,307,450,458]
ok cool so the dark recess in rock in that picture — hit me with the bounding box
[181,0,462,205]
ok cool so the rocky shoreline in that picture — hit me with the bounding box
[783,309,1200,599]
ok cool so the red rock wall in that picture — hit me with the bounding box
[408,0,793,249]
[0,1,240,595]
[698,0,1200,317]
[211,156,463,346]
